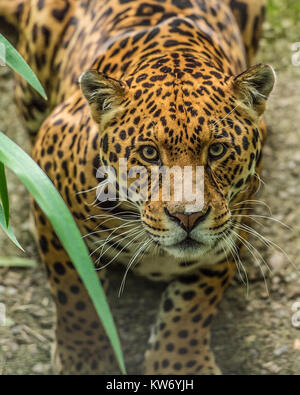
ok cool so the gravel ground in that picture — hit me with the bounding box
[1,5,300,375]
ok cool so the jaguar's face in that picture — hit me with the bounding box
[127,111,262,260]
[80,62,275,260]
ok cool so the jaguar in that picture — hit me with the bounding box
[0,0,275,374]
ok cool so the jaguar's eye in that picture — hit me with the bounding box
[140,146,160,163]
[208,143,227,159]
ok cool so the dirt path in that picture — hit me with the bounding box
[1,12,300,374]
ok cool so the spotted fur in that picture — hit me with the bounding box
[0,0,275,374]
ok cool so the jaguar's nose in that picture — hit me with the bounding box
[165,207,211,233]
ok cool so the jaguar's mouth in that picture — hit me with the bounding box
[148,232,205,249]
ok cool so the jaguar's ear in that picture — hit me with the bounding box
[79,70,127,126]
[233,64,276,118]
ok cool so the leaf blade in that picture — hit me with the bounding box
[0,163,10,227]
[0,257,36,267]
[0,34,47,100]
[0,203,23,251]
[0,132,125,374]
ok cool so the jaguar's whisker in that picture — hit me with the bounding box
[118,238,153,297]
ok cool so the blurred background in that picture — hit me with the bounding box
[0,0,300,374]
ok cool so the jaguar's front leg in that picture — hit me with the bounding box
[145,261,236,375]
[33,203,119,375]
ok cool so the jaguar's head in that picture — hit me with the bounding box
[80,60,275,260]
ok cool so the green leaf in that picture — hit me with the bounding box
[0,34,47,100]
[0,203,23,251]
[0,163,10,227]
[0,132,126,374]
[0,257,36,267]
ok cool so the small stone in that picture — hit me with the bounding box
[263,361,282,373]
[245,335,256,344]
[272,276,281,284]
[287,285,300,300]
[41,298,49,307]
[278,309,287,318]
[285,272,298,283]
[260,291,269,299]
[7,287,17,296]
[10,342,18,352]
[27,344,38,353]
[273,345,289,356]
[293,339,300,351]
[32,363,46,374]
[268,252,286,273]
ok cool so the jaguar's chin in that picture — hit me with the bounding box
[173,236,204,249]
[160,236,210,259]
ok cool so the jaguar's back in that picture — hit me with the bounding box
[3,0,264,135]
